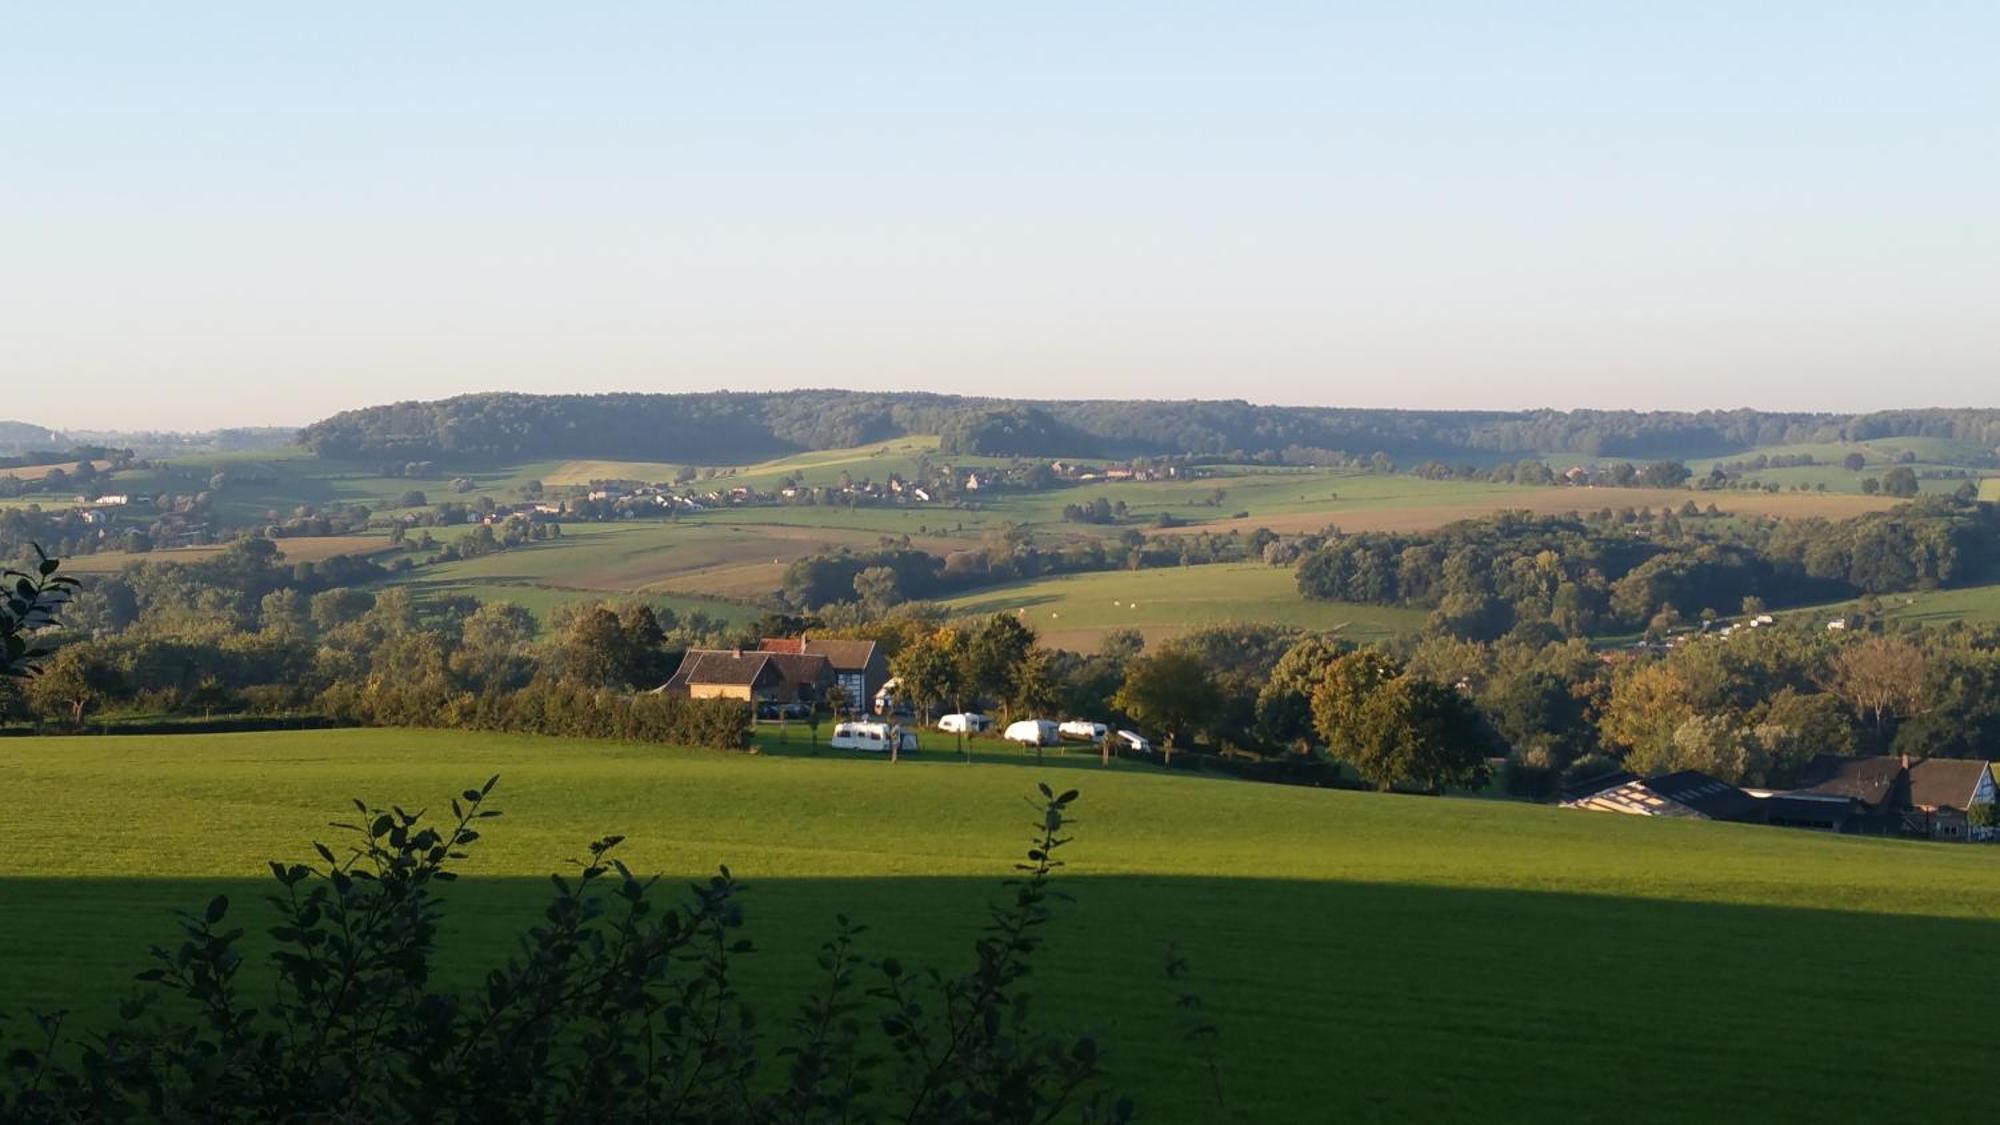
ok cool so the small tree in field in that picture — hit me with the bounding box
[963,613,1037,726]
[1344,676,1496,793]
[23,644,119,727]
[893,628,969,758]
[1309,649,1402,760]
[1011,647,1063,721]
[1112,649,1220,764]
[1820,634,1927,740]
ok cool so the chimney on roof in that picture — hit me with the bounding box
[733,648,742,658]
[1900,752,1911,771]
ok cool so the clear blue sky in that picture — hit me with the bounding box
[4,3,1996,430]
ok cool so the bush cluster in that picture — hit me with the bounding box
[320,677,753,751]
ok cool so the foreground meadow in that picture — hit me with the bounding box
[4,730,1997,1121]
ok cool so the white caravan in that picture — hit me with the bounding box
[831,721,919,754]
[1003,719,1061,747]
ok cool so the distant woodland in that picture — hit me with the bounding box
[298,392,2000,464]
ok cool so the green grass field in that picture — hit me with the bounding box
[1683,437,1995,494]
[943,562,1427,649]
[4,730,1999,1121]
[1782,578,2000,632]
[1868,583,2000,628]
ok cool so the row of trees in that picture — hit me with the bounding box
[19,540,758,748]
[846,603,2000,797]
[781,528,1269,613]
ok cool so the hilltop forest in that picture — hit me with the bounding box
[299,392,2000,465]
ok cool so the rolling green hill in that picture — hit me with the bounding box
[373,462,1893,620]
[1683,436,1994,494]
[4,729,1999,1121]
[1813,582,2000,629]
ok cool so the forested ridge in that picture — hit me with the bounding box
[298,392,2000,464]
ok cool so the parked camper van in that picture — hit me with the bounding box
[937,712,993,734]
[1059,720,1109,742]
[1003,719,1061,747]
[831,721,919,754]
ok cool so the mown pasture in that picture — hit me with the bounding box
[3,729,1998,1122]
[0,458,112,483]
[942,562,1427,650]
[1855,583,2000,629]
[58,534,397,574]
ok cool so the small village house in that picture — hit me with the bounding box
[759,636,888,714]
[655,649,832,705]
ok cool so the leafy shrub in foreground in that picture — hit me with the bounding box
[1,780,1131,1124]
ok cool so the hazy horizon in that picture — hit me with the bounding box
[7,4,1997,430]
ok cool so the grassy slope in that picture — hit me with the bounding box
[538,436,1017,492]
[1683,436,1994,494]
[4,730,1999,1122]
[1810,583,2000,629]
[942,562,1426,650]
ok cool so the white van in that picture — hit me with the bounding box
[831,721,919,754]
[937,712,993,734]
[1059,720,1109,742]
[1003,719,1060,747]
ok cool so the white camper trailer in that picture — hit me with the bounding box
[831,720,918,754]
[1003,719,1061,747]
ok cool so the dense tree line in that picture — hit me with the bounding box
[297,391,2000,465]
[1295,499,2000,639]
[20,541,756,749]
[780,529,1268,613]
[860,607,2000,801]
